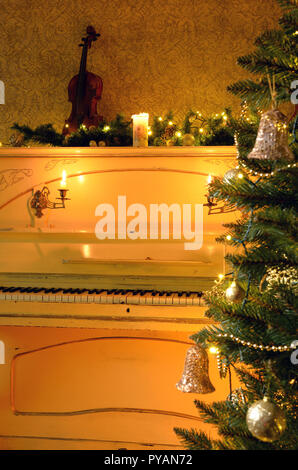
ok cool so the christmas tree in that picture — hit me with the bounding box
[174,0,298,450]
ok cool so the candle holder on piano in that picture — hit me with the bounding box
[30,186,70,218]
[203,194,236,215]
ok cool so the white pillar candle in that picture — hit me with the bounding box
[132,113,149,147]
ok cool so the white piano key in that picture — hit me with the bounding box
[172,294,180,305]
[192,295,200,306]
[99,291,108,303]
[165,295,173,305]
[126,293,140,304]
[179,294,187,305]
[93,295,102,304]
[5,294,12,300]
[0,293,5,300]
[33,294,43,302]
[144,293,153,305]
[87,295,94,303]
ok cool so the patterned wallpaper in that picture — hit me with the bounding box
[0,0,281,143]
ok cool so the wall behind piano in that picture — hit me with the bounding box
[0,0,280,142]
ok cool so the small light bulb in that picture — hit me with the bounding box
[207,174,212,184]
[148,130,152,136]
[175,131,182,137]
[65,124,69,128]
[199,128,204,133]
[168,121,173,126]
[218,274,225,281]
[158,116,163,121]
[103,125,110,132]
[226,235,232,241]
[237,172,243,179]
[209,346,219,354]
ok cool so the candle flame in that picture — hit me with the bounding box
[207,174,212,185]
[60,170,67,187]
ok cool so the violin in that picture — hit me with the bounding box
[63,26,103,136]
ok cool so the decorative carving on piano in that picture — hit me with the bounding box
[0,169,33,192]
[44,159,78,171]
[30,186,70,218]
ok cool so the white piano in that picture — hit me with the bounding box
[0,145,239,450]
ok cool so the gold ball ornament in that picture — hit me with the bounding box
[89,140,97,147]
[225,281,245,303]
[98,140,106,147]
[246,397,286,442]
[182,133,195,146]
[88,125,97,131]
[166,139,175,146]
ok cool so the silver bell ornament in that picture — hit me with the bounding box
[176,345,215,394]
[225,281,245,303]
[248,109,294,161]
[246,396,287,442]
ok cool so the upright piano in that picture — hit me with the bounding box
[0,145,238,449]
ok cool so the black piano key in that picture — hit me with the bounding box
[19,287,32,293]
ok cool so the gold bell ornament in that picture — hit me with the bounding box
[176,345,215,394]
[248,109,294,161]
[225,281,245,303]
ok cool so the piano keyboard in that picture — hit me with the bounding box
[0,287,206,306]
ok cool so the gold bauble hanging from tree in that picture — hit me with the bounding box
[225,281,245,302]
[246,397,287,442]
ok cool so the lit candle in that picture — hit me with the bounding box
[131,113,149,147]
[60,170,67,187]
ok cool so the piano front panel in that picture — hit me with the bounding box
[0,326,240,450]
[0,146,238,449]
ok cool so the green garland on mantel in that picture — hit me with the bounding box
[10,108,258,148]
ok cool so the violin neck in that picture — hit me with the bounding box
[76,43,89,118]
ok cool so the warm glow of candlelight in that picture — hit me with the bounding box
[131,113,149,147]
[207,174,212,185]
[60,170,67,187]
[82,244,90,258]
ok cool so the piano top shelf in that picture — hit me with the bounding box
[0,146,237,159]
